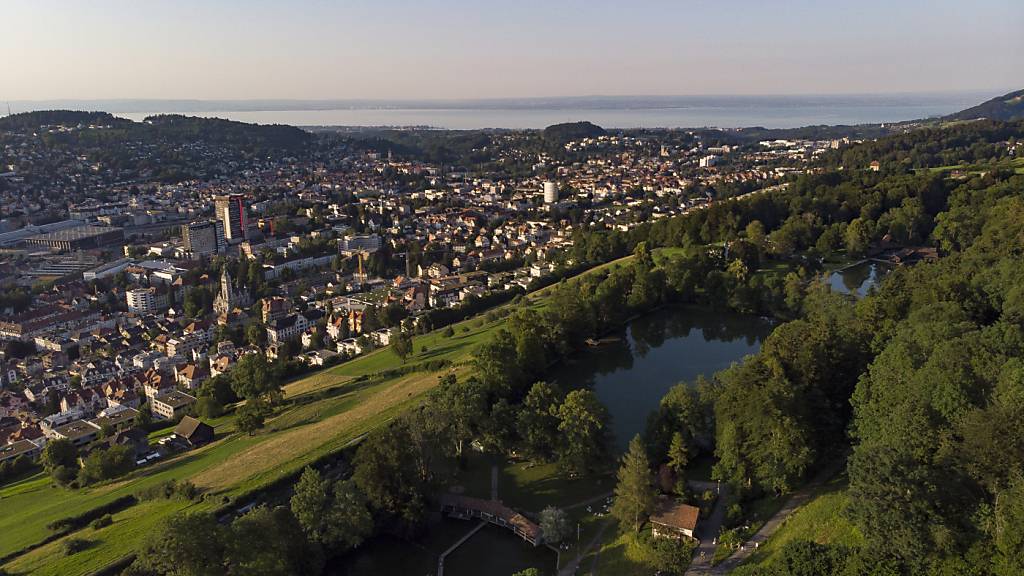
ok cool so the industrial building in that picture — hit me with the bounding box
[21,224,124,251]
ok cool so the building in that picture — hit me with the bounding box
[261,296,290,323]
[213,268,252,316]
[151,390,197,420]
[126,287,169,315]
[173,416,214,447]
[181,220,226,259]
[22,224,124,251]
[339,233,382,254]
[543,181,559,204]
[649,498,700,539]
[699,155,720,168]
[48,419,102,447]
[0,439,43,464]
[214,194,247,242]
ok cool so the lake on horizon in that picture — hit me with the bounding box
[77,93,991,129]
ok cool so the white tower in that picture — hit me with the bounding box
[543,181,559,204]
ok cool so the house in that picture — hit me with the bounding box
[48,419,102,447]
[0,439,42,464]
[90,405,140,435]
[649,497,700,539]
[173,416,214,447]
[151,391,197,420]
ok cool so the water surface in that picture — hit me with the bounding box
[550,306,773,451]
[828,261,892,297]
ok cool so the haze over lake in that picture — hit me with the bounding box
[8,92,996,129]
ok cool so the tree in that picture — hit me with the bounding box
[667,432,690,476]
[473,328,524,394]
[539,506,572,544]
[77,445,134,485]
[641,531,696,574]
[231,353,279,402]
[236,399,268,435]
[134,512,226,576]
[429,375,485,459]
[246,323,265,347]
[517,382,562,461]
[556,389,609,475]
[290,467,373,550]
[226,506,324,576]
[611,435,656,533]
[745,219,766,251]
[135,403,153,429]
[994,474,1024,576]
[194,395,224,419]
[391,330,413,362]
[352,420,431,529]
[41,438,78,473]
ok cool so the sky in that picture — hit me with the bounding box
[3,0,1022,101]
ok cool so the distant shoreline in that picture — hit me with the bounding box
[3,91,1004,130]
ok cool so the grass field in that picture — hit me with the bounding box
[1,254,637,575]
[734,477,864,572]
[592,528,655,576]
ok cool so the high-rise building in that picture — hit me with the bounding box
[181,220,225,259]
[214,194,247,242]
[543,181,559,204]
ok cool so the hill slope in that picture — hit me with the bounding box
[946,88,1024,121]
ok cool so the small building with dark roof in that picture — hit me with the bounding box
[173,416,214,447]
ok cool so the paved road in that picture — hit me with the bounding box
[558,518,614,576]
[683,480,729,575]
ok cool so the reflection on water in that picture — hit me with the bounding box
[326,519,556,576]
[550,306,773,452]
[829,261,892,297]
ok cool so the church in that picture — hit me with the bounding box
[213,268,253,316]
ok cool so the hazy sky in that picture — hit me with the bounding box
[4,0,1022,100]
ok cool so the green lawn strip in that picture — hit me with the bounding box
[736,478,863,570]
[0,428,260,562]
[3,498,197,576]
[592,527,654,576]
[498,460,616,513]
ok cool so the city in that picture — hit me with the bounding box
[1,2,1023,576]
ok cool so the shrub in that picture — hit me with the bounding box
[47,495,138,532]
[136,479,201,502]
[62,538,90,556]
[90,514,114,529]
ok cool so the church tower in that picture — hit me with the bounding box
[214,268,234,316]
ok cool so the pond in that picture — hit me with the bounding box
[550,306,774,451]
[329,305,773,575]
[325,518,557,576]
[828,261,893,297]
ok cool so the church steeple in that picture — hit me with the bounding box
[220,268,233,303]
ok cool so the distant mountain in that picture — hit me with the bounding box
[542,121,606,143]
[945,88,1024,121]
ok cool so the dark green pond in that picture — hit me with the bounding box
[828,260,892,297]
[550,306,773,451]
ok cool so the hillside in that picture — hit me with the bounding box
[945,88,1024,121]
[542,121,607,143]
